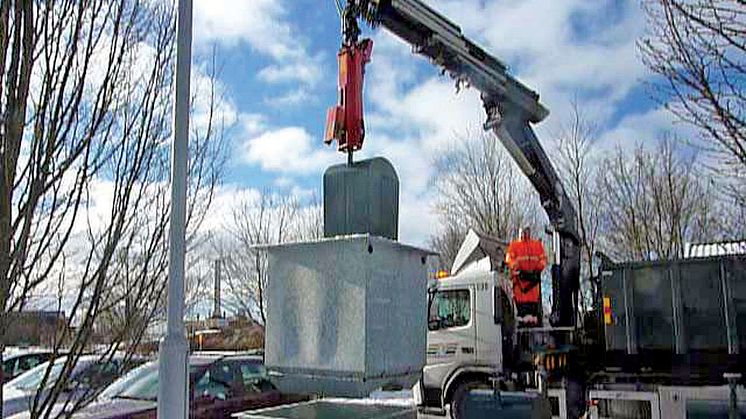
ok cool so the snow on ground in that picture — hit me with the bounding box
[323,389,416,407]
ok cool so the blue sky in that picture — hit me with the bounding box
[191,0,690,247]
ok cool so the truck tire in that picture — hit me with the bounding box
[450,380,489,419]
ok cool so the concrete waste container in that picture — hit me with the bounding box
[263,234,431,397]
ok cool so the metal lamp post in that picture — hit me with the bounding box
[157,0,192,417]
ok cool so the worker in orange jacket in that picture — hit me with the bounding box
[505,226,546,327]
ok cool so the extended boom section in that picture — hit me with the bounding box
[353,0,580,326]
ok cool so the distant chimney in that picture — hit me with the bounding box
[212,259,221,319]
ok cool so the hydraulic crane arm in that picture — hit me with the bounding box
[350,0,581,326]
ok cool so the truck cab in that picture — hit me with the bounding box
[416,230,519,412]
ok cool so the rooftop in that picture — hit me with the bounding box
[684,240,746,259]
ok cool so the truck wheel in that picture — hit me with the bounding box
[450,380,489,419]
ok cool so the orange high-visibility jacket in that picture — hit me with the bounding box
[505,238,547,303]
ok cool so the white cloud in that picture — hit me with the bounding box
[269,177,319,203]
[240,126,339,174]
[193,0,301,60]
[264,88,313,107]
[273,176,295,188]
[289,185,317,201]
[200,184,261,233]
[238,113,267,137]
[598,107,696,152]
[191,65,240,135]
[194,0,322,88]
[79,178,117,236]
[257,56,323,86]
[424,0,647,129]
[399,192,440,247]
[369,77,483,150]
[199,184,321,256]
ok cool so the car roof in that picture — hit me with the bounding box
[121,354,262,370]
[188,352,263,366]
[117,357,227,371]
[44,353,145,367]
[4,352,47,362]
[4,349,54,359]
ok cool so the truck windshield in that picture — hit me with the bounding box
[428,289,470,331]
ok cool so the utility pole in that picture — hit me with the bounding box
[157,0,192,418]
[212,259,222,319]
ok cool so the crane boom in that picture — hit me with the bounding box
[350,0,581,326]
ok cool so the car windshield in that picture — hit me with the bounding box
[98,361,158,401]
[8,358,68,391]
[115,364,200,401]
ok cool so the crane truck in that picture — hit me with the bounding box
[239,1,746,418]
[323,2,746,418]
[347,4,746,418]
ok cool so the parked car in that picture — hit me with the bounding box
[65,353,305,418]
[2,350,57,382]
[2,354,144,418]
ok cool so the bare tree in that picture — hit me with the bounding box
[639,0,745,207]
[596,138,717,261]
[428,218,468,272]
[292,193,323,242]
[229,192,294,326]
[554,104,601,311]
[182,244,217,319]
[218,190,322,325]
[430,129,543,269]
[0,1,226,416]
[0,1,144,413]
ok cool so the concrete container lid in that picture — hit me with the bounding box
[323,157,400,241]
[324,156,399,181]
[252,234,436,256]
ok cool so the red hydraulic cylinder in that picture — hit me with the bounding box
[324,39,373,153]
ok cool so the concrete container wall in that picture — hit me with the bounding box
[365,237,428,378]
[263,234,429,395]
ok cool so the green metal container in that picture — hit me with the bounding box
[323,157,399,240]
[601,255,746,358]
